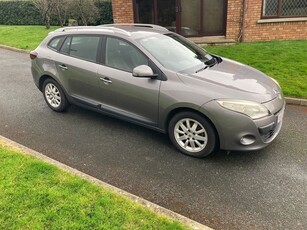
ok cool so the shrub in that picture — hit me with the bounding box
[0,0,113,26]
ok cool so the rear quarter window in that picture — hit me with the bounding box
[47,36,64,51]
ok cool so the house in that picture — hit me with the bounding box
[111,0,307,42]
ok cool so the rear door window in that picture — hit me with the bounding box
[60,35,101,63]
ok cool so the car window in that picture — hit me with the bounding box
[48,37,63,50]
[60,36,72,54]
[105,37,148,72]
[69,36,100,62]
[139,34,213,73]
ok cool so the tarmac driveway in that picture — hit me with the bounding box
[0,48,306,229]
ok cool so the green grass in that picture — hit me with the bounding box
[0,25,59,50]
[0,144,188,230]
[205,41,307,99]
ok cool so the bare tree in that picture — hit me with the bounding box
[32,0,55,29]
[33,0,100,28]
[70,0,100,26]
[53,0,69,27]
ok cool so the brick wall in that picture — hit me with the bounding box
[226,0,243,41]
[112,0,134,23]
[243,0,307,41]
[112,0,307,42]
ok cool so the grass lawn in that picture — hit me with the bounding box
[0,25,306,98]
[205,41,307,99]
[0,144,187,229]
[0,25,59,50]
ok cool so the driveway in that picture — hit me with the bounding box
[0,48,306,229]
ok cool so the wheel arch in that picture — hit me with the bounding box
[39,75,66,94]
[165,107,220,147]
[39,75,51,91]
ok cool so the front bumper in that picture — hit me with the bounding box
[201,97,285,151]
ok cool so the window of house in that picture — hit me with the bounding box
[262,0,307,18]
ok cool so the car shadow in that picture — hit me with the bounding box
[66,104,269,164]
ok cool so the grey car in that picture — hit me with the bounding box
[30,24,285,158]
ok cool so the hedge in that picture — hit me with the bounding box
[0,1,113,26]
[0,1,43,25]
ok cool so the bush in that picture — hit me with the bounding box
[0,1,43,25]
[0,0,113,26]
[96,0,114,25]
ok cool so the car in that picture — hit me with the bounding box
[30,24,285,158]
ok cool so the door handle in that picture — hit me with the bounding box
[100,77,112,84]
[59,64,68,70]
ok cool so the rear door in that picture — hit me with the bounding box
[54,35,102,104]
[96,36,161,126]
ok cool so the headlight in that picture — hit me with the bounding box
[217,100,270,119]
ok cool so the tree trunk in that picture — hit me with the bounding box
[45,14,50,29]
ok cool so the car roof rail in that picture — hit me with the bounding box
[97,26,131,36]
[100,23,169,32]
[53,26,130,36]
[54,26,98,32]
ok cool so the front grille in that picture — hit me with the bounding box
[262,129,275,141]
[260,109,283,143]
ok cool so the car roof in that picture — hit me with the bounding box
[52,24,170,39]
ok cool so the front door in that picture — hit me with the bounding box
[97,36,161,126]
[178,0,227,36]
[134,0,227,37]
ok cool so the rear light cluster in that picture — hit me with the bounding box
[30,51,38,60]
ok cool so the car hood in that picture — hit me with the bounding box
[177,58,281,103]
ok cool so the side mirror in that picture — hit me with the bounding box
[132,65,158,79]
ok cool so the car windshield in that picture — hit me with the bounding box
[138,33,213,72]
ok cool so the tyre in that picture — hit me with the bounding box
[168,112,217,158]
[42,78,69,112]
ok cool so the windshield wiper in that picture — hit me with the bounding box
[195,56,221,73]
[195,65,209,73]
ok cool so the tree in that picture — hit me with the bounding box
[53,0,69,27]
[70,0,100,26]
[32,0,55,29]
[32,0,103,28]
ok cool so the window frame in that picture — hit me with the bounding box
[261,0,307,19]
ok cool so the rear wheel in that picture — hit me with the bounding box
[169,112,217,158]
[43,78,69,112]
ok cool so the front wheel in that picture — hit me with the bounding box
[169,112,217,158]
[42,78,69,112]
